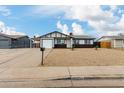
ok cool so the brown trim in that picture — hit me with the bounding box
[54,44,67,48]
[73,44,94,48]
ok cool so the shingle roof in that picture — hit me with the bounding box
[31,37,40,41]
[8,35,28,39]
[0,33,28,39]
[101,35,124,39]
[72,35,95,39]
[39,31,95,39]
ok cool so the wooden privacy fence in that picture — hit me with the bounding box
[100,42,111,48]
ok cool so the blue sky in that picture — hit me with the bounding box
[0,5,124,38]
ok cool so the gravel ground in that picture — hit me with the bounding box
[44,48,124,66]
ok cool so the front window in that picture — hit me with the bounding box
[57,39,65,44]
[74,40,79,44]
[84,40,91,44]
[79,40,84,44]
[76,40,79,44]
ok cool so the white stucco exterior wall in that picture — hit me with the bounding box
[67,39,71,48]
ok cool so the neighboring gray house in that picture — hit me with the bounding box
[0,33,31,48]
[40,31,95,48]
[98,35,124,48]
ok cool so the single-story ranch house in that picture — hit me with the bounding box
[40,31,95,48]
[0,33,31,48]
[98,35,124,48]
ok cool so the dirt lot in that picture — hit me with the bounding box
[44,48,124,66]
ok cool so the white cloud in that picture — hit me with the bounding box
[64,6,119,26]
[64,6,118,22]
[34,5,124,36]
[0,6,11,16]
[104,14,124,36]
[0,21,6,32]
[116,14,124,29]
[57,21,68,35]
[31,6,69,17]
[64,6,122,36]
[110,5,118,12]
[72,22,84,35]
[0,21,25,35]
[58,6,122,36]
[98,14,124,36]
[106,31,124,36]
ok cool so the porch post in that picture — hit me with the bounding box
[113,39,116,48]
[69,32,73,49]
[71,37,73,48]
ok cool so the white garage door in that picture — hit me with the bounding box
[43,39,53,48]
[115,40,123,48]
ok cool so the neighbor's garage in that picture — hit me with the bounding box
[0,33,31,49]
[40,38,54,48]
[111,39,124,48]
[0,34,11,49]
[0,39,10,48]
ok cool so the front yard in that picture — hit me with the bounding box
[44,48,124,66]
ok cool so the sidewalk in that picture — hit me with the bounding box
[0,66,124,87]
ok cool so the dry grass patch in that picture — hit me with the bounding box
[44,48,124,66]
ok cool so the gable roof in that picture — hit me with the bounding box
[0,33,28,39]
[40,31,96,39]
[39,31,70,38]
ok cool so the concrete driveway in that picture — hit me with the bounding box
[0,48,52,68]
